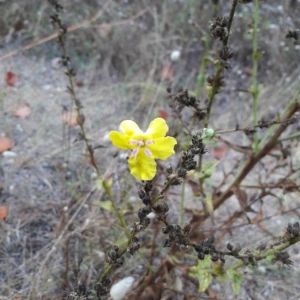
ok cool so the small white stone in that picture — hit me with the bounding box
[147,212,156,219]
[103,132,110,142]
[110,276,135,300]
[170,50,181,61]
[119,152,128,160]
[277,5,283,11]
[268,24,278,29]
[91,172,98,179]
[43,84,52,91]
[175,276,183,291]
[56,87,64,92]
[51,57,62,70]
[5,159,15,164]
[16,123,23,132]
[258,266,266,274]
[93,250,105,259]
[2,151,17,158]
[129,196,138,202]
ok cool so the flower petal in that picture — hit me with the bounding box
[128,151,157,180]
[147,136,177,160]
[145,118,168,139]
[109,131,130,149]
[120,120,143,136]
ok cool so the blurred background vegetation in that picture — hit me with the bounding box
[1,0,300,299]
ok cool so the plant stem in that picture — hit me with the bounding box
[223,0,239,46]
[252,0,260,154]
[198,0,239,196]
[230,236,300,271]
[179,180,185,227]
[196,35,210,98]
[212,102,299,211]
[259,87,300,148]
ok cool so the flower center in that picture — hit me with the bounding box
[129,138,154,159]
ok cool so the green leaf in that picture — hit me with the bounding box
[212,262,227,280]
[96,178,103,190]
[94,201,113,212]
[226,269,244,295]
[196,161,219,179]
[189,255,213,293]
[199,271,213,292]
[266,254,274,262]
[205,194,214,213]
[113,235,128,246]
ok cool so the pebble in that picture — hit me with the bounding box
[170,50,181,61]
[2,151,17,158]
[110,276,135,300]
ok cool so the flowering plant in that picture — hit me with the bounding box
[109,118,177,180]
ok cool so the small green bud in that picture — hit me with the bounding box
[202,128,215,139]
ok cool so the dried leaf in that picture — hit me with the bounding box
[14,20,24,32]
[186,178,200,195]
[62,111,78,126]
[251,204,263,224]
[157,109,168,120]
[159,66,173,80]
[211,143,227,159]
[232,186,247,209]
[98,23,112,39]
[6,71,17,87]
[12,105,31,118]
[0,137,14,153]
[0,206,8,220]
[75,80,84,87]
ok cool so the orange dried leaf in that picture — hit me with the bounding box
[159,66,173,80]
[13,105,31,118]
[157,109,168,120]
[232,186,248,209]
[211,143,227,160]
[251,205,263,224]
[62,111,78,126]
[187,178,200,195]
[6,71,17,87]
[98,23,112,39]
[75,80,84,87]
[0,137,14,153]
[0,206,8,220]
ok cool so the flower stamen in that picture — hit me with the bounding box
[144,148,154,158]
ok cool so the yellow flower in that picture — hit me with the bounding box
[109,118,177,181]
